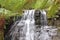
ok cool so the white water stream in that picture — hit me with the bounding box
[7,10,57,40]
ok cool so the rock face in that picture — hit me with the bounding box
[34,10,42,40]
[34,10,41,25]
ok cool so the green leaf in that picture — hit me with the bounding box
[34,0,48,9]
[47,3,59,18]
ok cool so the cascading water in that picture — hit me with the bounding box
[9,10,35,40]
[39,10,57,40]
[5,10,57,40]
[39,10,51,40]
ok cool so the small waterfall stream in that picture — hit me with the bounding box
[5,10,57,40]
[9,10,35,40]
[39,10,57,40]
[39,10,52,40]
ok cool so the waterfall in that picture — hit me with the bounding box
[39,10,57,40]
[40,10,47,26]
[5,10,57,40]
[9,10,35,40]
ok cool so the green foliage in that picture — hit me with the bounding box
[34,0,48,9]
[0,0,27,12]
[47,0,60,18]
[0,0,60,18]
[0,8,21,19]
[47,3,59,18]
